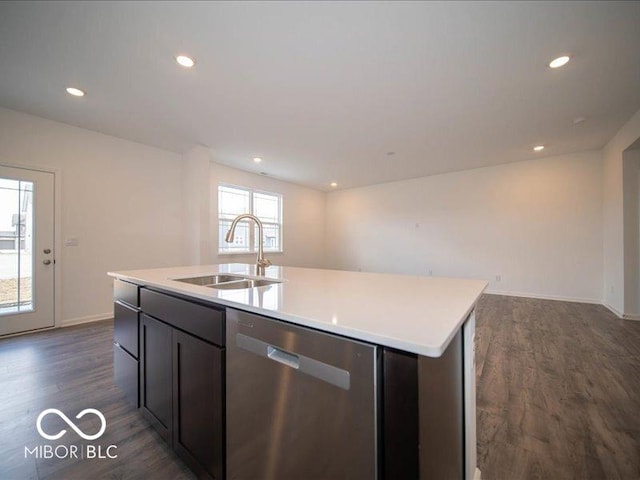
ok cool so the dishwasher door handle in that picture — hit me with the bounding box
[267,345,300,369]
[236,333,351,390]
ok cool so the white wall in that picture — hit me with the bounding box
[183,146,213,265]
[0,107,184,325]
[326,151,604,303]
[603,108,640,316]
[622,148,640,316]
[181,146,326,269]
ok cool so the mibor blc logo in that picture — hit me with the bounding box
[36,408,107,441]
[25,408,117,460]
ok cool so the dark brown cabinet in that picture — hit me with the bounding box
[137,287,225,480]
[113,342,138,406]
[113,280,140,407]
[173,330,224,480]
[114,278,139,308]
[114,301,139,357]
[140,314,173,443]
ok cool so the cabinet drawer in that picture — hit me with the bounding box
[114,344,139,407]
[140,288,224,347]
[114,279,139,308]
[114,301,139,358]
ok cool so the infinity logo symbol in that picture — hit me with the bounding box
[36,408,107,441]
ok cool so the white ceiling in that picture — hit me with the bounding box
[1,1,639,190]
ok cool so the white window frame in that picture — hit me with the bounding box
[218,183,283,255]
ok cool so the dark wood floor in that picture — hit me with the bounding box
[0,320,195,480]
[476,295,640,480]
[0,295,638,479]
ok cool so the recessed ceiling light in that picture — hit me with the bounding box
[330,182,338,188]
[533,145,545,152]
[66,87,85,97]
[176,55,195,68]
[548,56,570,69]
[253,157,262,164]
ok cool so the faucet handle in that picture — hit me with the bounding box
[258,258,272,268]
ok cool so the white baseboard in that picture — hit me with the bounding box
[602,300,640,320]
[485,292,640,321]
[484,289,601,305]
[603,302,623,318]
[601,302,640,320]
[474,467,481,480]
[58,312,112,328]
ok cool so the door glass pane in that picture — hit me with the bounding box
[0,178,34,314]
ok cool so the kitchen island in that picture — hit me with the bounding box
[108,264,487,480]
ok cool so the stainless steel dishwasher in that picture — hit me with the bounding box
[226,308,379,480]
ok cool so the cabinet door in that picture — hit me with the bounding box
[140,314,173,443]
[173,330,224,480]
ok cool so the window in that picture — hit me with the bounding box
[218,184,283,254]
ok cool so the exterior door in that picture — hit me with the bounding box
[0,165,55,335]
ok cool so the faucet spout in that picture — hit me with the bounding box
[225,213,272,275]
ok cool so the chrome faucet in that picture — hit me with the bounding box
[225,214,272,275]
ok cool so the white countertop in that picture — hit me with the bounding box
[108,264,487,357]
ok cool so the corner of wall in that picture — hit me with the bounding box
[182,146,214,265]
[602,108,640,315]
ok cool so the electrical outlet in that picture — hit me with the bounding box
[495,275,501,282]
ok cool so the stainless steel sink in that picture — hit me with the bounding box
[209,279,281,290]
[173,274,282,290]
[174,275,242,286]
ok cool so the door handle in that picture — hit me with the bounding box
[43,259,52,265]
